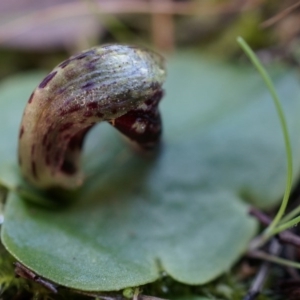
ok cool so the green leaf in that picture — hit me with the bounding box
[1,53,300,291]
[0,72,45,189]
[2,190,253,290]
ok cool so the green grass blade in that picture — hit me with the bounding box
[237,37,293,238]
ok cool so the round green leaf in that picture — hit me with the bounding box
[1,53,300,291]
[0,72,45,189]
[3,189,252,290]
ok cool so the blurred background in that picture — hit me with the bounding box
[0,0,300,79]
